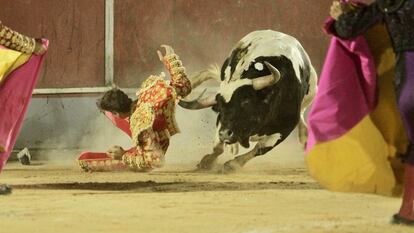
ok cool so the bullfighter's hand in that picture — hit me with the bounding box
[157,45,175,62]
[330,1,344,20]
[106,145,125,160]
[33,39,48,55]
[157,45,184,77]
[330,1,356,20]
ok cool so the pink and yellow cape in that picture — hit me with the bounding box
[0,40,48,172]
[305,17,408,196]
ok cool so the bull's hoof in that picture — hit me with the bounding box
[195,163,213,172]
[194,161,216,172]
[0,184,12,195]
[221,160,242,174]
[194,154,219,172]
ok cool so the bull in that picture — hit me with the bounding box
[180,30,317,172]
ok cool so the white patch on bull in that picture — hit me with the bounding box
[214,122,222,144]
[250,133,282,147]
[298,66,318,145]
[230,30,305,83]
[254,62,264,71]
[224,143,239,155]
[300,66,318,122]
[224,66,231,81]
[219,78,253,102]
[304,66,318,107]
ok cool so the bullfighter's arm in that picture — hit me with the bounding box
[158,45,192,98]
[334,2,383,39]
[0,21,36,54]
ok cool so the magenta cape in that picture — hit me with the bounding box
[104,111,132,137]
[306,18,377,152]
[0,40,48,171]
[305,17,408,196]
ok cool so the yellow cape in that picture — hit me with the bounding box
[306,24,409,197]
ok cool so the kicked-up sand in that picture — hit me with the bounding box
[0,161,411,233]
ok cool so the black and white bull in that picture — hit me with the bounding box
[180,30,317,172]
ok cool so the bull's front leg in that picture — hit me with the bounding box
[221,134,280,174]
[196,124,238,171]
[195,141,224,171]
[221,144,259,174]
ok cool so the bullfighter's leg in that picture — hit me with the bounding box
[298,67,318,146]
[123,130,169,171]
[0,184,12,195]
[394,52,414,222]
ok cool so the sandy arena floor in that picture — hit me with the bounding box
[0,161,412,233]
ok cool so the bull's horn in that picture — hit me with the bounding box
[252,62,281,90]
[189,65,221,89]
[179,89,217,110]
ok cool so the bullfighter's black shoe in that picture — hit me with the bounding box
[0,184,12,195]
[391,213,414,226]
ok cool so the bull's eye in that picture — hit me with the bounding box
[254,62,264,71]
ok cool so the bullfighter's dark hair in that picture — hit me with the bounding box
[97,87,132,114]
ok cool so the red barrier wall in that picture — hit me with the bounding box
[1,0,333,89]
[114,0,333,87]
[0,0,105,88]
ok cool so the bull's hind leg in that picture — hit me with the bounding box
[298,67,318,146]
[221,134,280,173]
[195,141,224,171]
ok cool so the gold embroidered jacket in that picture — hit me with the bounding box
[0,21,35,54]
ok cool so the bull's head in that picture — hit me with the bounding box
[180,30,286,148]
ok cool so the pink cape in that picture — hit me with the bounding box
[0,40,48,171]
[306,18,377,152]
[78,112,132,162]
[104,111,131,137]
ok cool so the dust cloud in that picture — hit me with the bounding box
[31,91,306,169]
[35,111,131,163]
[25,13,306,169]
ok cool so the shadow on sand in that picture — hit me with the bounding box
[11,180,320,193]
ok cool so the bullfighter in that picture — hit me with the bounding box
[78,45,191,172]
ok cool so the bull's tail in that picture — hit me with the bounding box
[189,64,221,89]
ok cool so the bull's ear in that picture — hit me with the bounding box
[212,94,222,112]
[212,104,219,113]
